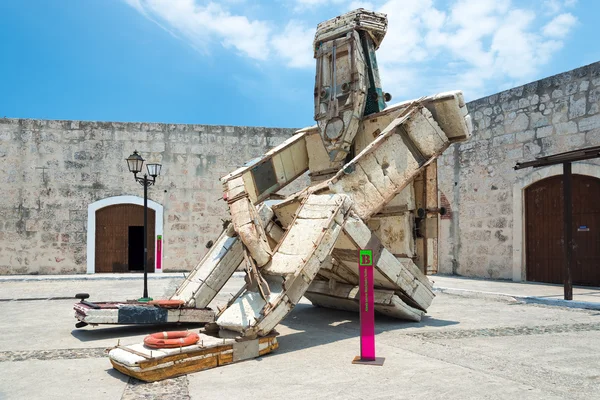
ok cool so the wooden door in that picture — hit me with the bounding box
[525,175,600,286]
[95,204,155,273]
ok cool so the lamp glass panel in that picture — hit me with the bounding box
[126,152,145,173]
[147,163,162,177]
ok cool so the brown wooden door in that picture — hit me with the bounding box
[95,204,155,273]
[525,174,600,286]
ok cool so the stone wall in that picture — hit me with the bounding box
[0,119,301,274]
[438,61,600,280]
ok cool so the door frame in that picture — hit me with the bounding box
[87,195,164,274]
[513,162,600,282]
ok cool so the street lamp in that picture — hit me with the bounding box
[126,150,162,302]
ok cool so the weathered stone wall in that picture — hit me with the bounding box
[438,61,600,280]
[0,119,302,274]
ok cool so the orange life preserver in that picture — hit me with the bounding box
[144,331,200,349]
[148,299,185,309]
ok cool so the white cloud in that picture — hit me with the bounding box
[271,21,316,68]
[292,0,347,12]
[544,0,564,15]
[123,0,579,102]
[369,0,579,100]
[348,1,375,10]
[122,0,271,60]
[543,0,577,15]
[542,13,577,38]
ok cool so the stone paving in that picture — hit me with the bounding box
[1,276,600,399]
[121,377,190,400]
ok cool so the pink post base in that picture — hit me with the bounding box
[352,263,385,366]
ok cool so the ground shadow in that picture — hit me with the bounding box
[104,367,130,384]
[274,302,459,355]
[71,322,205,342]
[98,301,458,382]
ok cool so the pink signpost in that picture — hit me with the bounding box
[156,235,162,271]
[352,249,385,366]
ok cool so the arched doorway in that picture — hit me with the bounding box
[525,174,600,286]
[95,204,155,273]
[87,195,164,274]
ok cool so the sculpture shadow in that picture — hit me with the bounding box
[274,302,458,355]
[105,367,130,383]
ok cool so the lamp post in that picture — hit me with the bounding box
[126,150,162,302]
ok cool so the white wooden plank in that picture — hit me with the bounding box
[230,198,253,227]
[305,132,340,172]
[216,290,268,333]
[374,297,423,322]
[265,221,284,243]
[280,149,296,181]
[342,214,372,248]
[328,167,385,220]
[272,199,301,229]
[404,107,448,158]
[305,281,423,321]
[376,250,434,309]
[370,214,414,257]
[297,207,335,219]
[396,256,434,291]
[271,152,287,186]
[356,153,399,200]
[333,230,356,250]
[170,231,242,307]
[277,219,327,256]
[385,184,416,210]
[290,140,309,177]
[241,172,258,203]
[324,259,359,285]
[262,252,306,276]
[257,203,275,226]
[371,133,421,190]
[314,222,342,262]
[256,298,294,336]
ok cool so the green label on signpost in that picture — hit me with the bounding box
[359,249,373,266]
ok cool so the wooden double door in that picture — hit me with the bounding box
[525,174,600,286]
[95,204,155,273]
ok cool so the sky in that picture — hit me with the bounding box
[0,0,598,129]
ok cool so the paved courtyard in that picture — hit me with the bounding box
[0,274,599,399]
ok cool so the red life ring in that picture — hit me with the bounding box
[144,331,200,349]
[148,299,185,308]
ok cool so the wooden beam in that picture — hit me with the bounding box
[563,162,573,301]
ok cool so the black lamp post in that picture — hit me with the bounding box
[126,150,162,302]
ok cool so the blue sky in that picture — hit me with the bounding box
[0,0,597,129]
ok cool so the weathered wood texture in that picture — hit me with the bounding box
[341,213,434,311]
[314,31,367,162]
[221,131,309,204]
[74,303,215,325]
[228,191,272,267]
[170,224,243,307]
[109,333,278,382]
[304,280,423,322]
[216,194,352,336]
[327,106,450,220]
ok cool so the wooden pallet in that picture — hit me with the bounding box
[108,331,279,382]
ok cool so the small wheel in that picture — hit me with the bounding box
[75,293,90,300]
[75,321,88,328]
